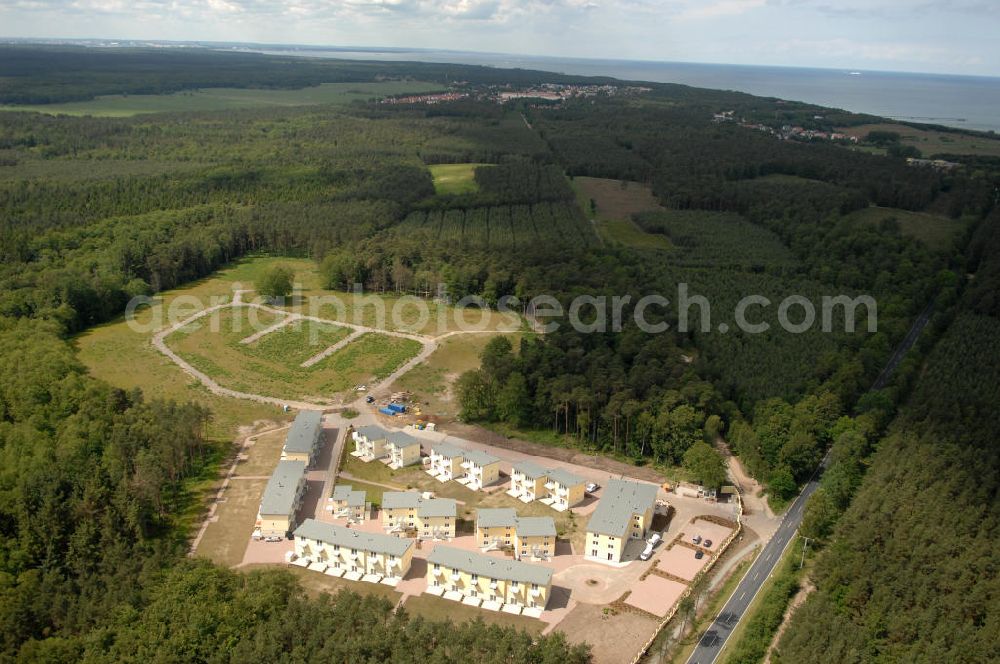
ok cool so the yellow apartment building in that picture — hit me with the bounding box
[381,491,458,540]
[507,460,549,503]
[585,478,658,563]
[385,431,421,468]
[425,545,552,614]
[426,441,465,482]
[256,459,307,538]
[293,518,413,586]
[476,508,557,560]
[542,467,587,511]
[280,410,323,466]
[457,449,501,491]
[351,425,390,462]
[328,484,368,522]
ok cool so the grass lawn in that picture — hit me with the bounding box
[0,81,445,117]
[846,205,968,251]
[235,427,289,477]
[429,163,490,195]
[194,478,268,567]
[166,308,423,403]
[402,594,545,634]
[393,333,528,419]
[838,122,1000,158]
[310,292,524,336]
[571,176,672,249]
[339,452,587,551]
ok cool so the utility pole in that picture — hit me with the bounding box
[800,536,813,569]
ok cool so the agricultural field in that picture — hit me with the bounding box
[845,205,969,251]
[0,81,444,117]
[429,163,489,195]
[571,176,672,249]
[838,122,1000,157]
[166,308,423,403]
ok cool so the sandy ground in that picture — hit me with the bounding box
[626,575,688,617]
[557,603,660,664]
[657,544,710,581]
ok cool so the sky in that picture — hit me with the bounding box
[2,0,998,77]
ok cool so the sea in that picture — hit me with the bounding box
[249,46,1000,133]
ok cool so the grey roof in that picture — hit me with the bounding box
[586,478,659,538]
[477,508,518,529]
[512,460,549,479]
[418,498,457,519]
[294,519,412,557]
[381,491,456,518]
[463,449,500,467]
[382,491,422,509]
[476,510,554,538]
[259,460,306,516]
[515,517,556,538]
[331,484,366,507]
[431,441,465,458]
[284,410,323,454]
[545,467,585,488]
[427,545,552,586]
[354,425,388,442]
[386,430,420,449]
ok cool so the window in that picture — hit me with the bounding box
[607,553,613,560]
[471,574,478,582]
[591,549,597,557]
[434,563,440,570]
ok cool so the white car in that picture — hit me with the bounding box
[585,482,599,493]
[639,543,655,561]
[647,532,662,546]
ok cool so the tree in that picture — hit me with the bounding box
[683,441,728,490]
[767,466,798,500]
[256,264,294,302]
[457,370,494,421]
[497,372,531,427]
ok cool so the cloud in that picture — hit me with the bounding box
[675,0,766,20]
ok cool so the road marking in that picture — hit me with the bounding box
[739,592,746,601]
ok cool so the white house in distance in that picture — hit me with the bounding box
[292,518,413,587]
[426,442,466,483]
[351,425,390,462]
[585,478,658,564]
[457,449,502,491]
[425,545,553,616]
[476,508,557,561]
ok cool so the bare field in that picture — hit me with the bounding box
[195,478,268,567]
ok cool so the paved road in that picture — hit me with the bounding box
[871,301,933,390]
[684,463,824,664]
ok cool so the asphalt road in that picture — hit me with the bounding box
[684,464,824,664]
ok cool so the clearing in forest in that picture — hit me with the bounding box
[846,206,968,251]
[571,176,672,249]
[429,163,490,195]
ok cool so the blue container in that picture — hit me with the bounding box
[379,407,396,416]
[387,403,406,414]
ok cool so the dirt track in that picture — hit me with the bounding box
[441,421,666,484]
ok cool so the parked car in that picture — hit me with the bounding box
[639,543,655,561]
[647,532,662,546]
[695,550,705,559]
[692,534,702,544]
[585,482,599,493]
[264,535,283,543]
[365,395,375,404]
[704,539,713,548]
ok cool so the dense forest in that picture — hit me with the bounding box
[773,209,1000,663]
[1,46,998,660]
